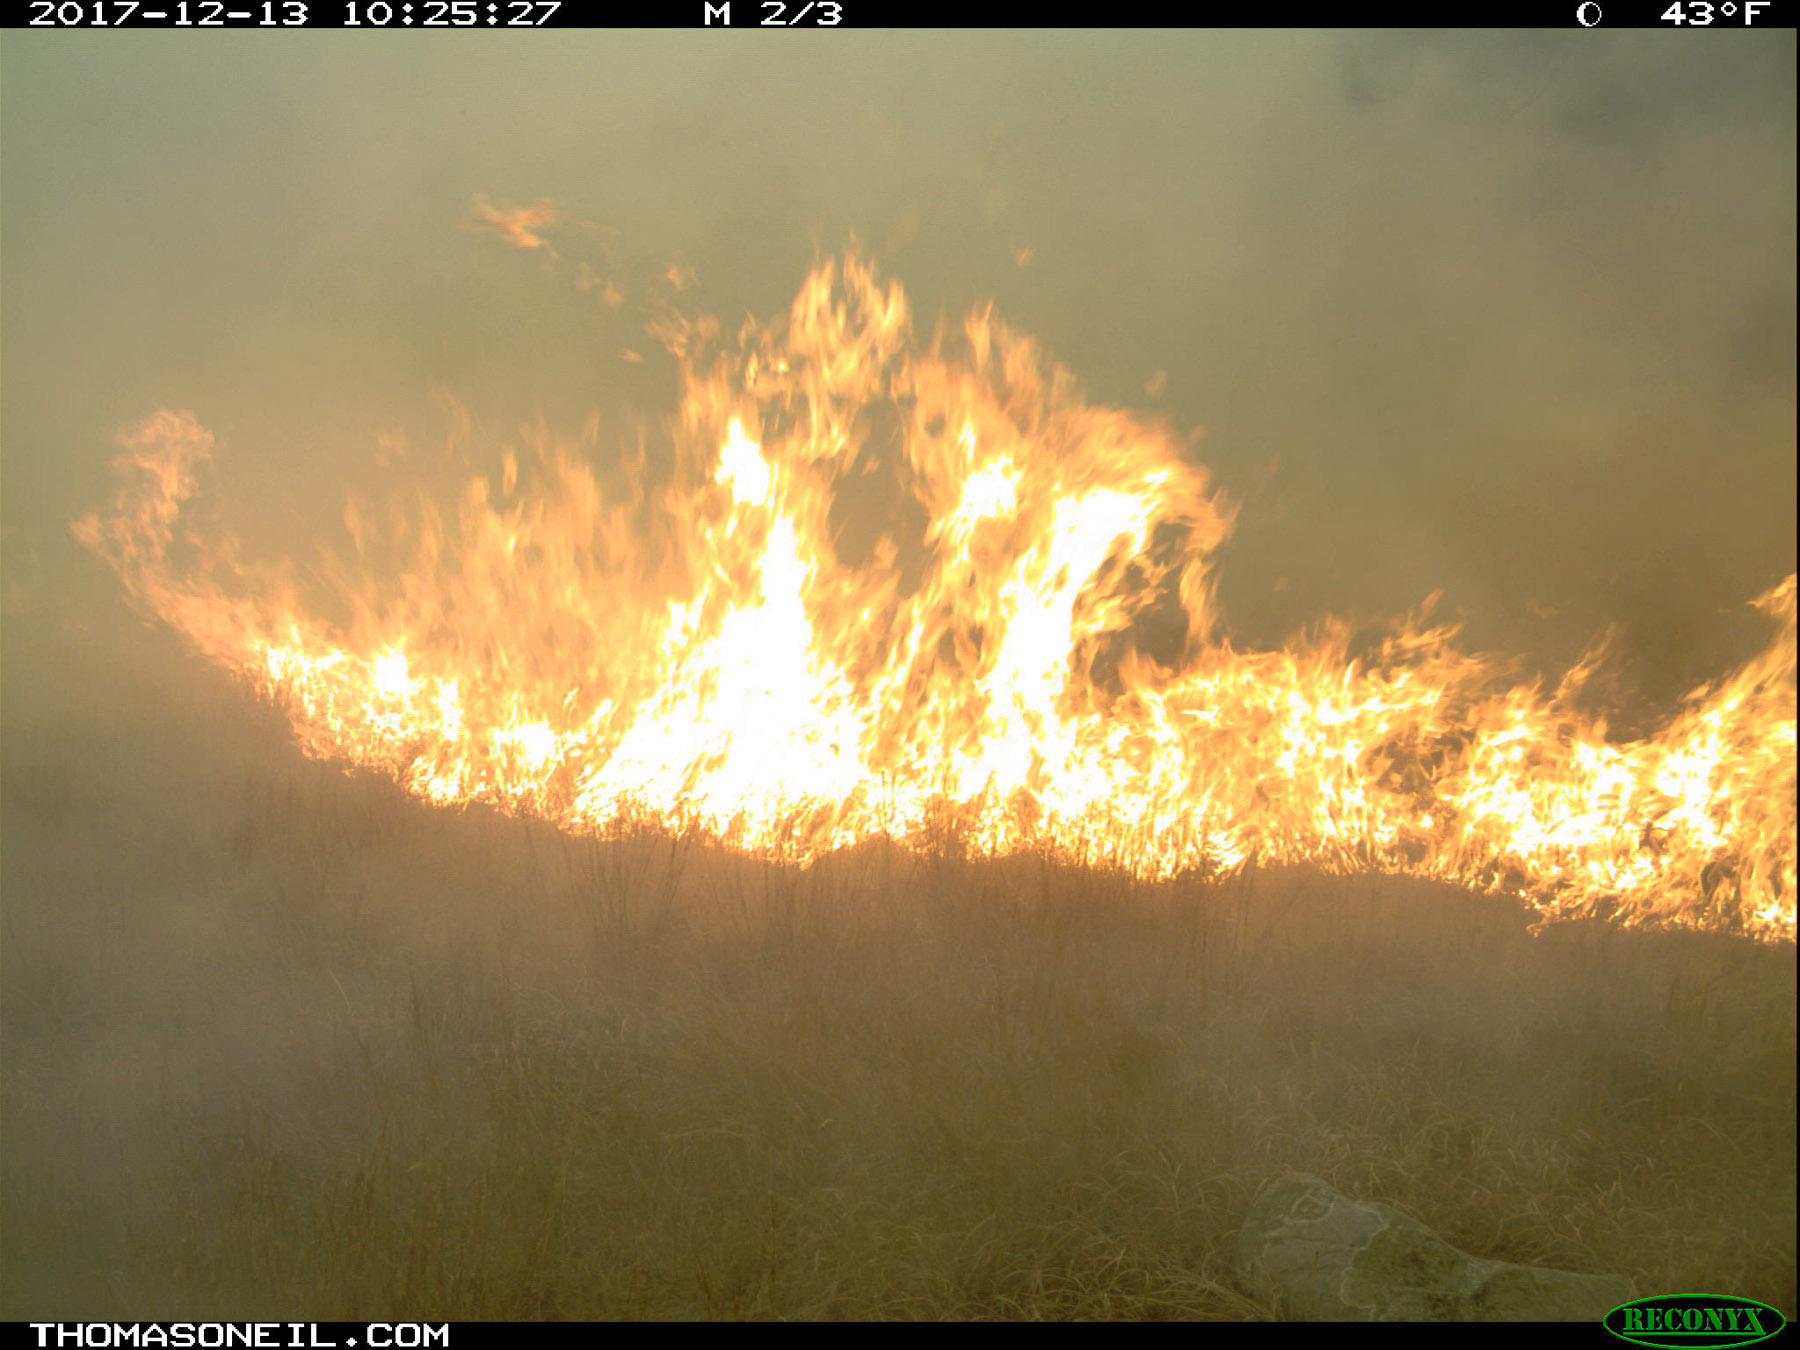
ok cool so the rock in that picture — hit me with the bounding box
[1237,1173,1633,1321]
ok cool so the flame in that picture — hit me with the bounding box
[468,195,560,251]
[74,258,1797,941]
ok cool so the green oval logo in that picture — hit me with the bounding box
[1605,1295,1787,1349]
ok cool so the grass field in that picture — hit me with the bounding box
[3,621,1794,1321]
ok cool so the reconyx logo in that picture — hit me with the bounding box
[1605,1295,1787,1349]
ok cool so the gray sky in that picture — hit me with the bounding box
[3,30,1794,722]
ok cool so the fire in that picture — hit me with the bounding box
[74,257,1797,941]
[468,195,560,252]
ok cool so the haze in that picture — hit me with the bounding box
[4,32,1795,702]
[2,30,1795,1322]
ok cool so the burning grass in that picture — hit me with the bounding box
[2,624,1793,1320]
[71,257,1797,940]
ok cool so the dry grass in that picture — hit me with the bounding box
[3,621,1794,1320]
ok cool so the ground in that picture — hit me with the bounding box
[3,622,1793,1320]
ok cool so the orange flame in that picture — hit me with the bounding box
[468,195,559,251]
[74,258,1797,941]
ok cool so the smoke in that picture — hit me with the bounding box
[3,33,1794,1318]
[5,31,1792,724]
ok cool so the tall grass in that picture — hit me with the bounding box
[3,622,1793,1319]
